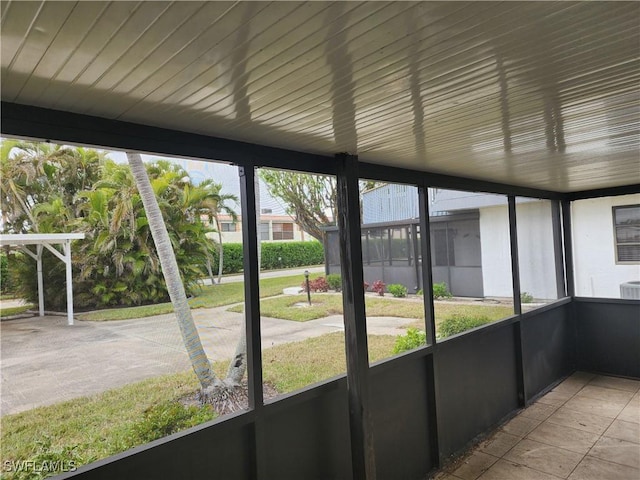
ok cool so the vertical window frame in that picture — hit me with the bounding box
[612,204,640,265]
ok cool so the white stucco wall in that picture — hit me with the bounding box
[479,201,558,300]
[572,194,640,298]
[515,201,558,300]
[479,206,513,297]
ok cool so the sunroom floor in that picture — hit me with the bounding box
[433,372,640,480]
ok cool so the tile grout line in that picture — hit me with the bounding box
[568,377,640,475]
[523,397,586,479]
[435,374,639,480]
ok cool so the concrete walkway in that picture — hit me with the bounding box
[200,265,325,285]
[0,303,413,416]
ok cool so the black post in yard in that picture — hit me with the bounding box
[305,270,311,305]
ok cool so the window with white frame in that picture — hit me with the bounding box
[613,205,640,263]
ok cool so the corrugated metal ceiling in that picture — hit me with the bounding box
[1,1,639,192]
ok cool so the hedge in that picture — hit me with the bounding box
[208,243,245,275]
[260,241,324,270]
[0,253,18,294]
[0,253,8,293]
[209,241,324,274]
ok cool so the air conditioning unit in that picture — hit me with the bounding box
[620,281,640,299]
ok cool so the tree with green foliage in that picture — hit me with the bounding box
[0,140,44,232]
[259,170,382,242]
[2,140,218,310]
[196,180,238,284]
[3,139,251,405]
[259,170,337,242]
[1,142,105,234]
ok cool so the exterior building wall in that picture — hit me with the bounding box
[572,193,640,298]
[479,201,558,300]
[362,186,640,300]
[516,200,558,300]
[479,206,513,298]
[362,184,419,223]
[211,214,310,243]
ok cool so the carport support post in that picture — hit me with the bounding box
[36,244,44,317]
[336,153,377,480]
[64,240,74,325]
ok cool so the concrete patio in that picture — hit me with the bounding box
[433,372,640,480]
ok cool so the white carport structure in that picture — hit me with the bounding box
[0,233,84,325]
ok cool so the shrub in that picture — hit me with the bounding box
[387,283,407,298]
[520,292,534,303]
[416,289,424,296]
[363,281,370,291]
[433,282,452,299]
[438,314,492,338]
[392,328,427,354]
[371,280,385,296]
[301,276,329,292]
[326,273,342,291]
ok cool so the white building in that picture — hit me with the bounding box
[572,195,640,298]
[210,213,311,244]
[172,159,313,243]
[362,184,639,299]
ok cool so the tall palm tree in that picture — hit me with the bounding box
[0,140,40,232]
[126,152,219,392]
[197,179,239,284]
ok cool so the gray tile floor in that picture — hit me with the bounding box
[434,372,640,480]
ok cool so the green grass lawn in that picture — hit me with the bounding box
[231,292,513,326]
[0,276,514,479]
[76,273,322,321]
[1,332,396,479]
[0,304,33,318]
[1,371,205,473]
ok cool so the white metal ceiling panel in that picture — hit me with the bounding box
[1,1,638,192]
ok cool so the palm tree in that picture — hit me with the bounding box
[197,179,239,284]
[126,152,219,393]
[0,140,105,233]
[0,139,40,232]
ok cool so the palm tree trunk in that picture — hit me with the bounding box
[206,257,216,285]
[126,152,218,390]
[225,331,247,384]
